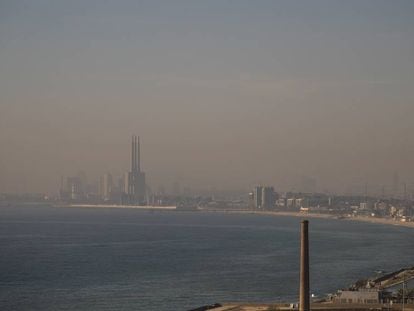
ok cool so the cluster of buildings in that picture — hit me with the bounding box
[250,186,278,209]
[249,186,311,211]
[332,267,414,305]
[59,135,146,205]
[9,136,411,219]
[248,185,414,222]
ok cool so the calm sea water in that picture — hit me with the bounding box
[0,205,413,310]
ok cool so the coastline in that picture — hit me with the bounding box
[52,204,414,229]
[341,214,414,228]
[198,208,414,229]
[56,203,177,210]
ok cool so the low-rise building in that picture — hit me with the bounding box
[333,290,379,304]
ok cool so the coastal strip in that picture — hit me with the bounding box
[56,204,177,210]
[52,204,414,229]
[198,208,414,229]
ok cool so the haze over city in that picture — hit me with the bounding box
[1,1,414,195]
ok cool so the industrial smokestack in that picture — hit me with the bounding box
[134,135,138,172]
[131,135,135,172]
[137,136,140,172]
[300,220,310,311]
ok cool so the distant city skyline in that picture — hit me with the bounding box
[1,1,413,194]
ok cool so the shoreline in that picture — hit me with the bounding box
[198,208,414,229]
[341,214,414,228]
[53,204,414,229]
[56,204,177,210]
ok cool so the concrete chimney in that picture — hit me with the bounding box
[300,220,310,311]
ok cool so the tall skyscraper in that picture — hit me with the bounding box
[253,186,276,209]
[125,135,146,204]
[99,173,113,201]
[66,176,83,201]
[254,186,263,208]
[261,186,275,209]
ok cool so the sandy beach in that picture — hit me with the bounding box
[199,208,414,229]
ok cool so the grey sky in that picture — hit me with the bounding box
[0,1,413,194]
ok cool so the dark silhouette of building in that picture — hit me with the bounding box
[300,220,310,311]
[124,135,146,204]
[253,186,276,209]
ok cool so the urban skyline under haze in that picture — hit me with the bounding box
[1,1,414,195]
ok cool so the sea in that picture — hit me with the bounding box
[0,205,413,311]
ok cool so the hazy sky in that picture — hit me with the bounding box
[1,0,413,195]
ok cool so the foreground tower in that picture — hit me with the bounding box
[299,220,310,311]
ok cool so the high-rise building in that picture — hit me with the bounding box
[261,186,275,209]
[123,172,130,194]
[253,186,276,209]
[100,173,113,201]
[66,176,83,200]
[59,175,85,201]
[124,135,146,204]
[254,186,263,208]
